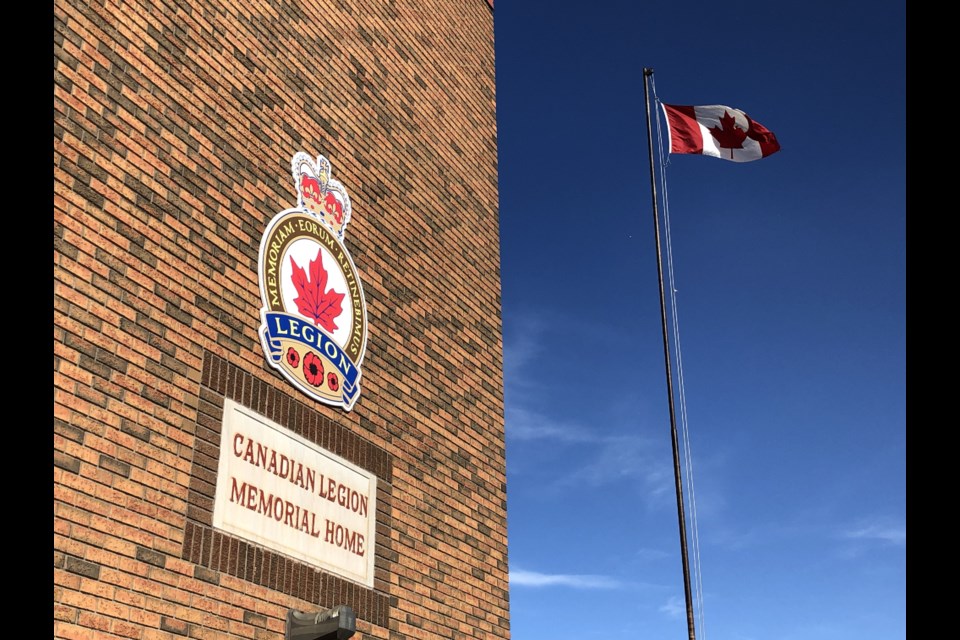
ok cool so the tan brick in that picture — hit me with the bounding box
[56,0,504,637]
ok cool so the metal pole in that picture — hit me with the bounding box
[642,67,697,640]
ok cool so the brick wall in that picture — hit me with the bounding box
[54,0,506,638]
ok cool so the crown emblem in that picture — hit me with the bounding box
[292,152,352,239]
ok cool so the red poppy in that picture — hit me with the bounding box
[303,352,324,387]
[327,372,340,391]
[286,347,300,368]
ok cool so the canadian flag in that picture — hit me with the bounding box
[661,104,780,162]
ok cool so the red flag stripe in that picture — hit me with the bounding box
[745,117,781,158]
[661,104,703,155]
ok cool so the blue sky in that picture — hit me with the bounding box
[493,2,905,639]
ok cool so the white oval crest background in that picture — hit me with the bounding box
[258,208,367,411]
[281,237,353,345]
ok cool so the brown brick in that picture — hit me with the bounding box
[55,0,504,638]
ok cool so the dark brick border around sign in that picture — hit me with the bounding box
[183,350,392,627]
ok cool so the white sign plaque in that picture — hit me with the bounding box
[213,399,377,587]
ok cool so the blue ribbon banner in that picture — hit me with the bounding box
[263,312,360,404]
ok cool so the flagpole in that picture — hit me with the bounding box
[643,67,697,640]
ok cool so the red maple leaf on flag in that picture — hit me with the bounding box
[290,249,345,332]
[709,110,748,159]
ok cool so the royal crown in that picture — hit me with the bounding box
[291,152,352,238]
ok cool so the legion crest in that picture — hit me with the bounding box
[257,152,368,411]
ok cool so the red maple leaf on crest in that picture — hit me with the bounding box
[290,249,345,332]
[709,110,748,159]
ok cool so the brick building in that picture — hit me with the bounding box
[53,0,507,638]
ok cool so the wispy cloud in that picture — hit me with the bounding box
[701,522,766,551]
[505,395,675,506]
[502,313,548,389]
[658,595,685,618]
[842,521,906,545]
[505,405,598,443]
[503,311,675,504]
[560,434,667,487]
[560,434,675,509]
[703,514,907,556]
[634,547,672,562]
[510,568,623,589]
